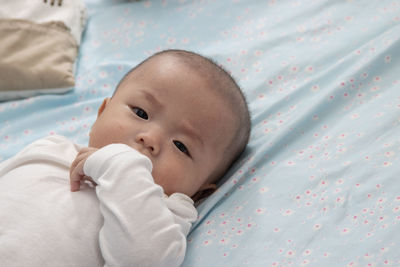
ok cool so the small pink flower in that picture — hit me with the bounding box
[203,240,211,246]
[259,187,269,194]
[383,161,392,167]
[342,228,350,234]
[205,220,213,226]
[313,224,321,230]
[286,250,295,257]
[283,209,293,216]
[256,208,266,214]
[167,37,176,44]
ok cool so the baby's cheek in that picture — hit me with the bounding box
[100,121,130,146]
[152,160,187,196]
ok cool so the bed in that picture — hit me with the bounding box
[1,0,399,266]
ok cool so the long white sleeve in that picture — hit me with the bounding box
[83,144,198,267]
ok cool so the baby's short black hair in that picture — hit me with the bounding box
[115,49,251,183]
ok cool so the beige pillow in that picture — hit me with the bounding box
[0,0,86,101]
[0,19,77,100]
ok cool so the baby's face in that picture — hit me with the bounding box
[89,55,237,197]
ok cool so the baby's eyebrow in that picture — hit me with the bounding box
[141,90,163,108]
[180,120,203,147]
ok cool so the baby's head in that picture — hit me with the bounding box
[89,49,250,200]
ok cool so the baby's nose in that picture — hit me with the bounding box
[136,133,160,156]
[139,137,154,151]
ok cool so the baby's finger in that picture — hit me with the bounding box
[70,180,81,192]
[69,149,91,177]
[69,156,80,179]
[70,147,98,192]
[70,169,82,192]
[70,158,85,192]
[70,150,84,176]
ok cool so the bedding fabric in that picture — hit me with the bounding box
[0,0,399,266]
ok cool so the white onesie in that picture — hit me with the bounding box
[0,135,197,267]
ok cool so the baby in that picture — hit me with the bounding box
[0,49,250,266]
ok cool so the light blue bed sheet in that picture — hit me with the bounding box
[1,0,399,266]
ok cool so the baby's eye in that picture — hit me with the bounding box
[132,107,148,120]
[173,140,191,157]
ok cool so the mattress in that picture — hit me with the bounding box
[1,0,399,266]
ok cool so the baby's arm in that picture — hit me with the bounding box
[71,144,197,267]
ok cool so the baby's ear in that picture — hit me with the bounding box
[97,98,111,117]
[191,184,217,202]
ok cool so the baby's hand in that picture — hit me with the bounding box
[70,147,98,192]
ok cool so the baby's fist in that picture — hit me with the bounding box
[69,147,98,192]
